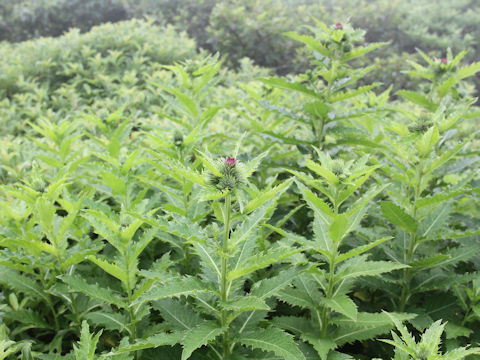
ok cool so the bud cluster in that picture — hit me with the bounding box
[408,114,433,134]
[322,22,353,54]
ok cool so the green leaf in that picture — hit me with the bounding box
[329,214,349,244]
[4,310,52,329]
[305,159,338,185]
[321,295,357,321]
[181,321,225,360]
[223,296,270,312]
[416,125,440,156]
[329,85,377,103]
[284,32,331,58]
[60,275,126,308]
[418,203,451,239]
[108,332,184,354]
[84,311,130,334]
[87,256,128,284]
[244,178,293,214]
[335,237,391,265]
[332,312,415,346]
[243,151,270,178]
[336,260,407,282]
[419,320,445,355]
[135,277,212,305]
[74,321,102,360]
[227,246,299,281]
[296,182,333,225]
[0,267,49,303]
[153,299,203,331]
[396,90,437,111]
[238,327,306,360]
[258,77,319,98]
[230,203,270,247]
[340,42,387,61]
[456,62,480,80]
[251,267,305,299]
[380,202,417,233]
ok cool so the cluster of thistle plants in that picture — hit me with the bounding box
[0,19,479,360]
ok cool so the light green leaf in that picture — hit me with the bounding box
[321,294,358,321]
[181,321,225,360]
[60,275,126,308]
[397,90,437,111]
[381,202,417,233]
[227,246,299,281]
[238,327,306,360]
[135,277,212,305]
[329,214,349,244]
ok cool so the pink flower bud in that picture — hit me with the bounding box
[335,23,343,28]
[225,157,236,166]
[441,58,447,64]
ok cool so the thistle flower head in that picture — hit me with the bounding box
[408,114,433,134]
[208,156,246,192]
[441,57,448,64]
[173,130,184,147]
[225,157,236,167]
[335,22,343,28]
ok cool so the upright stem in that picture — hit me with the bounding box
[320,192,339,336]
[398,159,424,312]
[221,194,232,359]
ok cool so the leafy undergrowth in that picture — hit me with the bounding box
[0,20,479,360]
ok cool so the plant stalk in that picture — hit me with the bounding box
[221,194,232,359]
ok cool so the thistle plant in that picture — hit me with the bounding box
[273,152,409,359]
[377,49,480,337]
[380,313,480,360]
[105,152,306,360]
[239,20,387,165]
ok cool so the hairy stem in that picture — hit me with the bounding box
[399,158,424,312]
[221,194,232,359]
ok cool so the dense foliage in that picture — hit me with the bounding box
[2,0,479,90]
[0,16,479,360]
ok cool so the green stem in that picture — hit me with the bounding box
[398,159,424,312]
[221,194,232,359]
[320,191,339,336]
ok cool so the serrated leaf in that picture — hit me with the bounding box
[84,311,130,334]
[227,246,299,281]
[329,214,349,244]
[87,256,128,284]
[108,332,184,354]
[223,296,270,312]
[181,321,224,360]
[153,299,203,331]
[60,275,126,308]
[284,32,332,58]
[244,178,293,214]
[4,309,53,329]
[335,237,391,265]
[251,267,305,299]
[135,277,212,305]
[381,202,417,233]
[238,327,306,360]
[321,295,357,321]
[258,77,319,98]
[336,261,407,282]
[74,321,102,360]
[0,267,48,302]
[396,90,437,111]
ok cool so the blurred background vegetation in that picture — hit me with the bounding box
[1,0,478,94]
